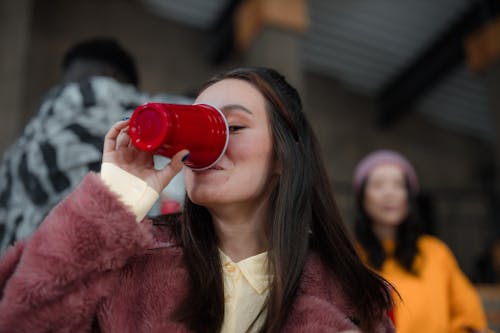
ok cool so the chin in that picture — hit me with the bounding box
[384,218,405,228]
[186,190,219,207]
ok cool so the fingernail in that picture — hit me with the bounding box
[182,153,190,162]
[121,116,130,121]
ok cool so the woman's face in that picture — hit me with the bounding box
[363,164,409,229]
[184,78,278,210]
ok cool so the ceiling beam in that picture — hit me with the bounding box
[206,0,308,64]
[466,15,500,72]
[377,0,499,128]
[234,0,308,52]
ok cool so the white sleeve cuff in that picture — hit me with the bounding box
[100,162,159,222]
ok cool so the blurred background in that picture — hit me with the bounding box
[2,0,500,319]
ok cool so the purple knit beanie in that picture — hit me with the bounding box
[353,149,419,194]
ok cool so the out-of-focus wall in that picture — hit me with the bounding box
[0,0,32,153]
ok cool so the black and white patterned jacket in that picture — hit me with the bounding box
[0,76,191,250]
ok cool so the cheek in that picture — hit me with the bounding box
[227,134,273,167]
[363,192,389,221]
[364,191,381,210]
[364,200,379,218]
[396,191,409,212]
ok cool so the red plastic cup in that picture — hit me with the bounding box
[128,103,229,170]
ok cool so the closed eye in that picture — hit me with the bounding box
[229,125,245,132]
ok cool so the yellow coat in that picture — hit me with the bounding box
[358,235,487,333]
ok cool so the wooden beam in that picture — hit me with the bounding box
[234,0,308,52]
[260,0,308,33]
[465,16,500,72]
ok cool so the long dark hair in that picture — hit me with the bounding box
[164,67,393,332]
[355,179,422,274]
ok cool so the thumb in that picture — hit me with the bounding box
[170,149,190,172]
[157,149,189,188]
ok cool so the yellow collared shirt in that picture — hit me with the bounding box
[219,249,269,333]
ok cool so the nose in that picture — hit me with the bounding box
[380,184,401,199]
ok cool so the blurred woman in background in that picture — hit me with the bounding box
[353,149,487,333]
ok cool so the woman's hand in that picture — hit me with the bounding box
[102,119,188,193]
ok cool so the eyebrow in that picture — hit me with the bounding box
[220,104,253,115]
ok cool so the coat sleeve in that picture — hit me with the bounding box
[0,173,156,333]
[442,243,488,332]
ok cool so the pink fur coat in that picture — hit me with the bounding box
[0,174,394,332]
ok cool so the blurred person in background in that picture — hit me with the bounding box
[0,37,190,251]
[0,67,394,332]
[353,149,488,333]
